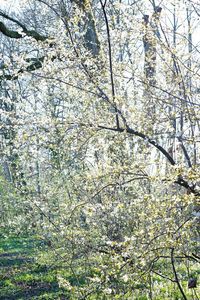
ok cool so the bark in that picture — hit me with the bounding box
[0,12,47,41]
[0,21,23,39]
[143,7,162,87]
[71,0,100,56]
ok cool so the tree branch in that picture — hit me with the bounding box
[192,253,200,261]
[100,0,119,128]
[177,136,192,168]
[151,270,176,283]
[0,21,22,39]
[171,248,188,300]
[98,124,176,165]
[0,57,45,81]
[0,10,47,41]
[97,124,200,195]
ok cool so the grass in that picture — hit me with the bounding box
[0,236,199,299]
[0,236,68,300]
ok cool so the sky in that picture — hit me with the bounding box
[0,0,20,11]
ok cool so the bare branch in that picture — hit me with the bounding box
[0,10,47,41]
[0,21,22,39]
[100,0,119,128]
[171,248,188,300]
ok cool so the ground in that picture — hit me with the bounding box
[0,236,199,299]
[0,236,68,300]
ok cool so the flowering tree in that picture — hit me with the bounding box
[0,0,200,298]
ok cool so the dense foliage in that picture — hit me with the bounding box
[0,0,199,298]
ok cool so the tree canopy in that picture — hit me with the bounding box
[0,0,199,298]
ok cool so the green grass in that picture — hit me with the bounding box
[0,236,199,299]
[0,236,68,300]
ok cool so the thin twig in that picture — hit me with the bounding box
[171,248,188,300]
[99,0,119,129]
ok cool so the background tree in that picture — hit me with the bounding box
[0,0,199,298]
